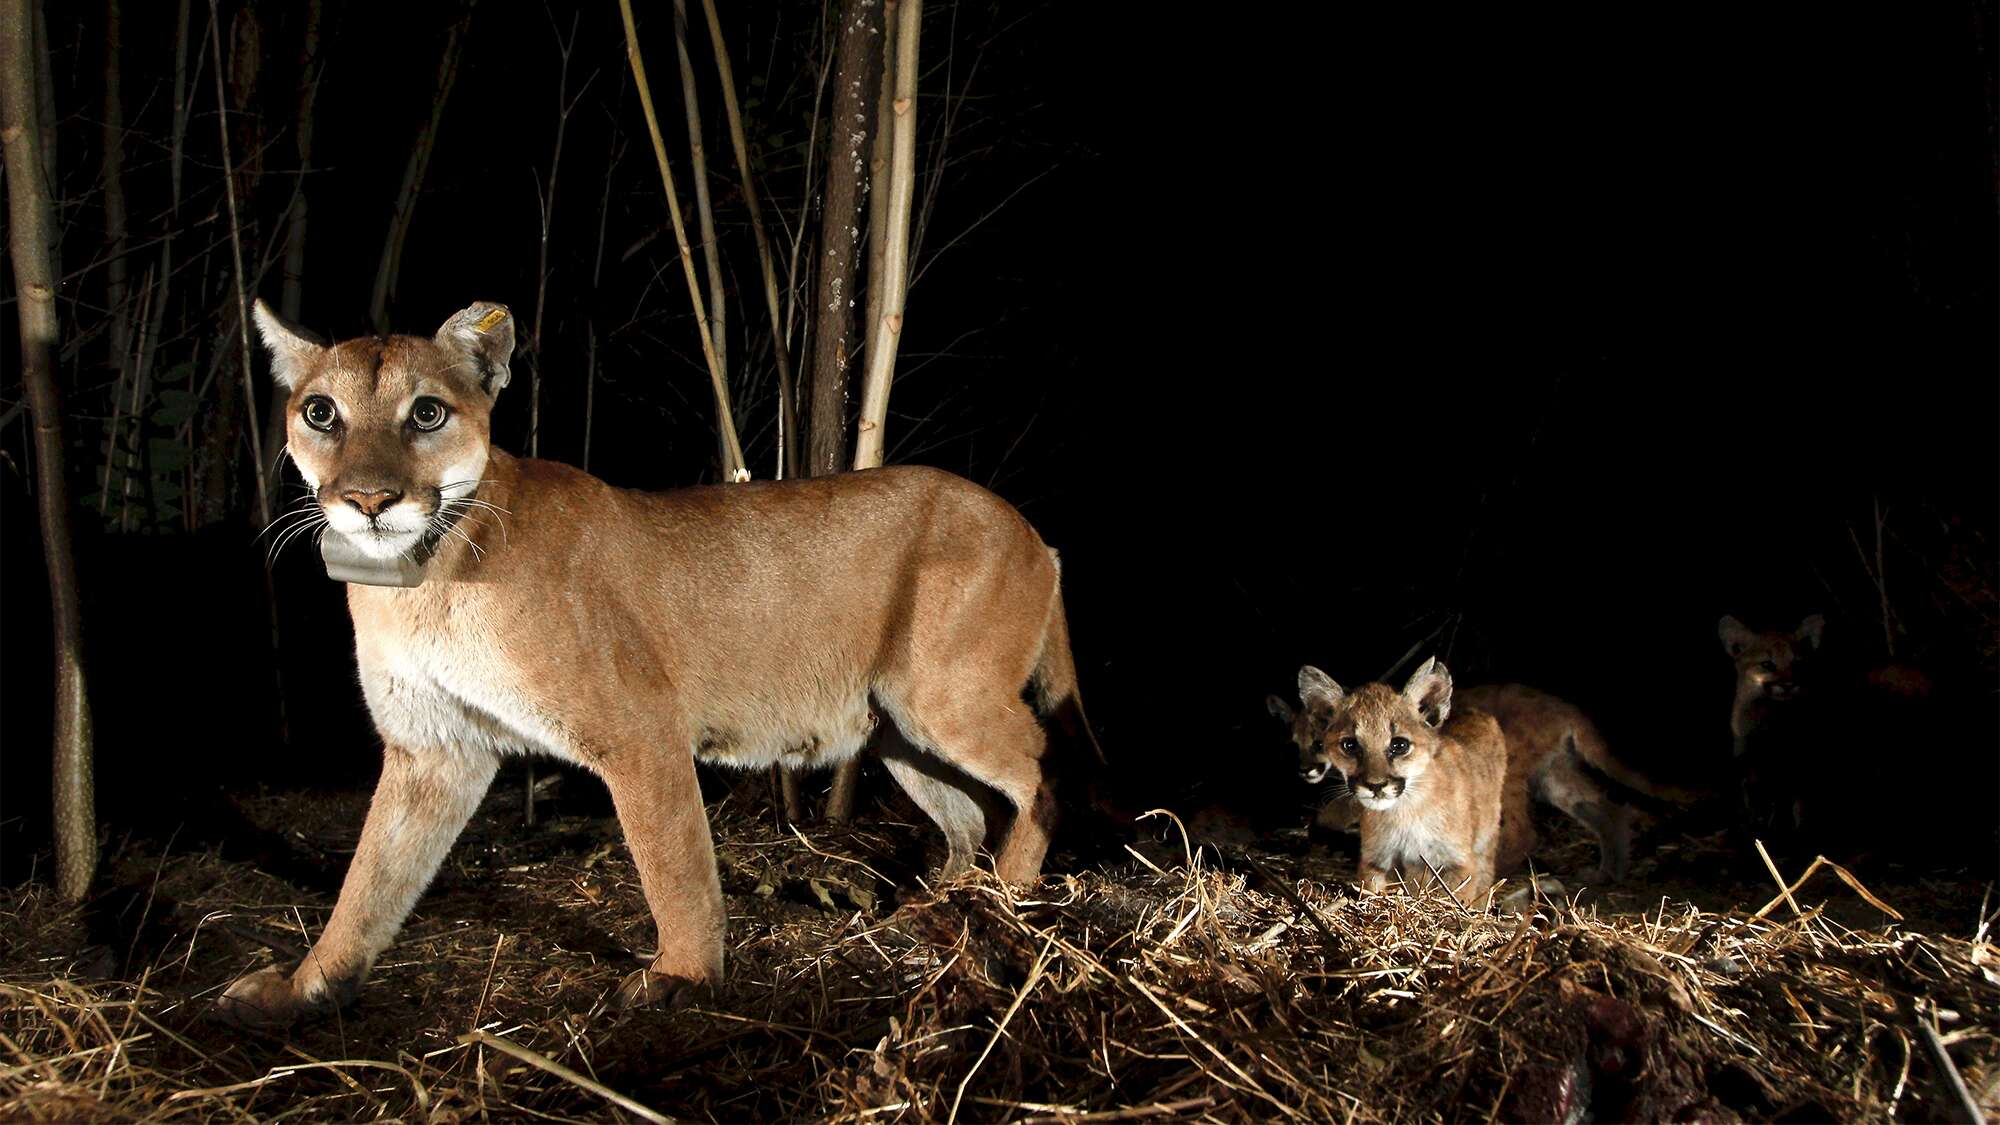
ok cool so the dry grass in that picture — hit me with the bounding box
[2,794,1996,1122]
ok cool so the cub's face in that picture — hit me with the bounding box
[1719,614,1823,704]
[1293,659,1454,812]
[254,301,514,560]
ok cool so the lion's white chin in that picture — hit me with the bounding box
[1357,794,1400,812]
[324,506,427,559]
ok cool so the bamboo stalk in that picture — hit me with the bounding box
[672,0,728,386]
[206,0,271,528]
[850,0,922,473]
[369,2,476,332]
[698,0,797,481]
[2,0,97,901]
[617,0,746,480]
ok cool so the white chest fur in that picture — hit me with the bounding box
[352,588,579,763]
[1362,803,1464,876]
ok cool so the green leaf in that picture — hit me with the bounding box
[153,388,201,428]
[160,361,195,384]
[148,437,190,473]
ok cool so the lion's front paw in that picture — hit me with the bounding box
[611,968,701,1011]
[214,966,303,1031]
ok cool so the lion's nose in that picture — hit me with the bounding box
[1300,763,1329,784]
[341,488,404,518]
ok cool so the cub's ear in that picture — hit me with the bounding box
[1297,665,1345,713]
[1718,615,1755,657]
[251,299,326,391]
[1265,694,1296,725]
[1795,613,1825,650]
[435,302,515,395]
[1401,656,1453,727]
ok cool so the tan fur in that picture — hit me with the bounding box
[217,301,1089,1030]
[1285,676,1692,883]
[1295,660,1506,908]
[1719,613,1823,757]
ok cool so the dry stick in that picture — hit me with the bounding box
[267,0,324,504]
[369,2,475,332]
[671,0,727,391]
[781,33,834,360]
[459,1031,673,1125]
[522,13,589,828]
[205,0,271,529]
[531,10,589,461]
[1913,1001,1987,1125]
[3,0,96,902]
[948,934,1056,1124]
[618,0,746,479]
[850,0,921,472]
[100,0,131,446]
[698,0,797,481]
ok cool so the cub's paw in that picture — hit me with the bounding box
[213,966,302,1031]
[611,969,702,1011]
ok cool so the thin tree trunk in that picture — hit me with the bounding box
[827,0,920,825]
[207,0,270,529]
[616,0,745,479]
[583,114,621,477]
[528,12,582,466]
[101,0,130,378]
[698,0,797,483]
[3,0,97,901]
[850,0,920,473]
[806,0,881,483]
[672,0,727,398]
[265,0,321,497]
[369,2,476,332]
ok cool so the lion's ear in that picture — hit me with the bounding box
[251,299,326,391]
[1297,666,1345,713]
[1401,656,1453,727]
[1719,615,1755,658]
[1795,614,1825,651]
[435,302,516,396]
[1266,694,1296,725]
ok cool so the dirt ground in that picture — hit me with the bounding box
[2,770,1996,1122]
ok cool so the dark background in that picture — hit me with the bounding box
[4,1,1995,877]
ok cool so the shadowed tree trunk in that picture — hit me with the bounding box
[3,0,98,901]
[826,0,921,825]
[812,0,883,824]
[806,0,881,483]
[264,0,322,499]
[369,1,476,332]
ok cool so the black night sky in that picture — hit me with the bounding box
[3,1,1995,871]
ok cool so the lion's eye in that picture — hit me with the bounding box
[1388,737,1411,758]
[1338,737,1359,756]
[1759,660,1777,673]
[302,396,338,432]
[409,397,450,432]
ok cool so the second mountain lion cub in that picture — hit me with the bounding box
[1294,658,1505,907]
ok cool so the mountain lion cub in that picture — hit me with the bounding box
[1282,679,1691,884]
[1294,658,1506,907]
[217,301,1090,1029]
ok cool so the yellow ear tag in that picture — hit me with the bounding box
[475,308,509,332]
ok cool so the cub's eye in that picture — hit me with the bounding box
[301,396,338,432]
[1338,737,1359,756]
[1388,737,1411,758]
[1759,660,1777,673]
[408,397,450,432]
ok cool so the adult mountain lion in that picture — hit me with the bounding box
[217,301,1092,1029]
